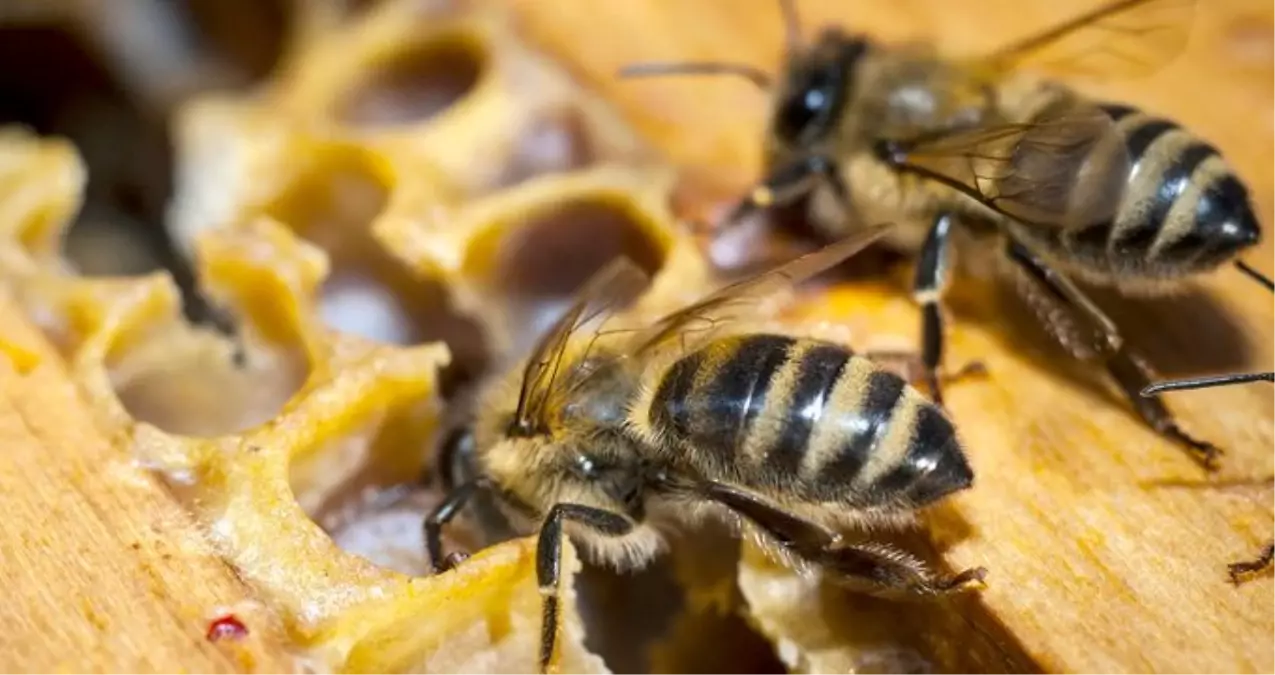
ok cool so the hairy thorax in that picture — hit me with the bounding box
[799,58,1070,268]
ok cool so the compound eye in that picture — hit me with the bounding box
[776,68,839,142]
[573,454,600,478]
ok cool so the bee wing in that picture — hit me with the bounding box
[882,101,1130,230]
[513,258,650,434]
[974,0,1195,81]
[627,223,894,357]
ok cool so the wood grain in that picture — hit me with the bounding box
[0,290,298,673]
[506,0,1275,672]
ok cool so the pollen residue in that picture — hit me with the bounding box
[0,336,41,374]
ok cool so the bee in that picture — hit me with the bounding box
[423,224,986,673]
[618,0,1270,470]
[1142,372,1275,585]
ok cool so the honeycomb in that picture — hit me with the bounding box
[0,1,994,673]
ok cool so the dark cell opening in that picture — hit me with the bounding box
[494,199,666,300]
[336,36,486,128]
[0,26,177,279]
[175,0,291,84]
[0,5,292,326]
[263,149,490,393]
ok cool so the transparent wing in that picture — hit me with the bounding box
[626,223,894,357]
[881,101,1130,230]
[975,0,1195,80]
[512,258,650,435]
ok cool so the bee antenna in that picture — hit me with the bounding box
[1141,372,1274,397]
[1142,260,1275,398]
[617,61,774,90]
[1235,259,1274,293]
[778,0,803,52]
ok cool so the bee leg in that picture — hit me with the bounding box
[1004,240,1221,469]
[536,504,634,674]
[184,291,247,367]
[1107,349,1221,468]
[1228,541,1275,585]
[701,481,985,597]
[913,213,958,406]
[160,242,248,367]
[723,154,848,228]
[817,540,988,598]
[423,477,490,574]
[431,425,477,491]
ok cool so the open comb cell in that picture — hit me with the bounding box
[0,127,616,672]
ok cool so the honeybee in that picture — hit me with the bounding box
[619,0,1270,470]
[1140,290,1274,584]
[423,224,986,673]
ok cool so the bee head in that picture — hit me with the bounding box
[772,28,870,147]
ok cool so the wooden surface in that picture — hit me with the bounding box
[506,0,1275,672]
[0,291,298,673]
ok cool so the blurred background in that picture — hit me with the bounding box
[0,0,314,320]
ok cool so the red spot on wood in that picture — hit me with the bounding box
[206,614,248,642]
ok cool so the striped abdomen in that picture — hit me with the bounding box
[647,334,973,508]
[1042,103,1260,279]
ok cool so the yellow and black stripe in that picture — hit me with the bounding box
[1061,104,1260,276]
[648,334,973,508]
